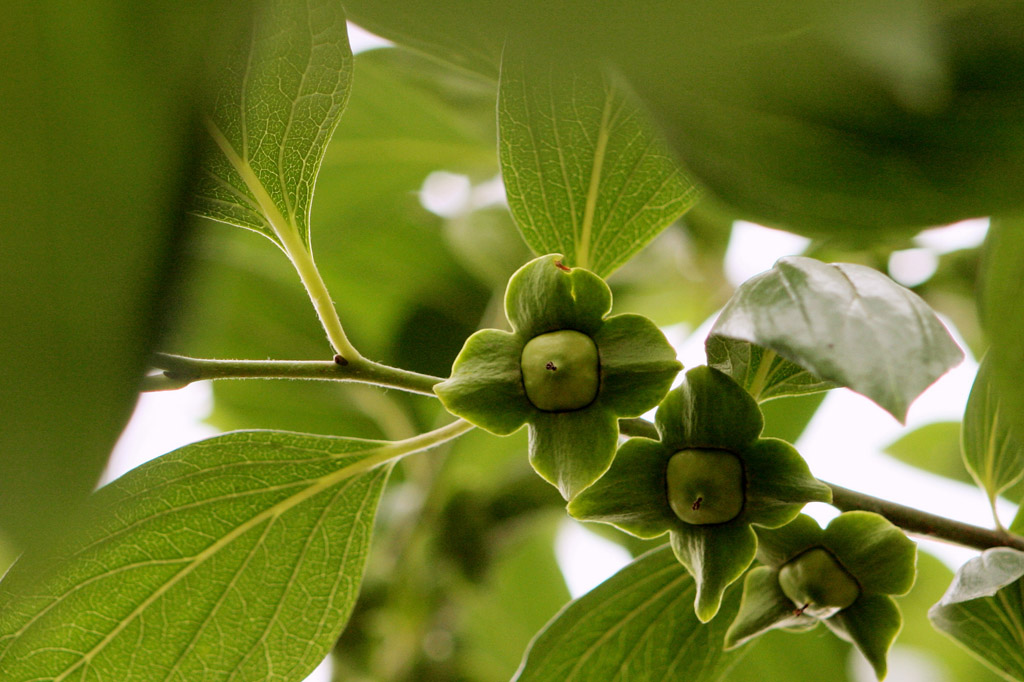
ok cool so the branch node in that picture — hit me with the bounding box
[333,354,349,367]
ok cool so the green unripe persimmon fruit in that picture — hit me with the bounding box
[778,547,861,618]
[666,448,744,525]
[520,330,600,411]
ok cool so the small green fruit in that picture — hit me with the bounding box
[666,448,744,525]
[520,330,600,411]
[778,547,861,619]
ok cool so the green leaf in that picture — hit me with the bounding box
[884,421,974,487]
[0,0,255,551]
[498,47,700,277]
[0,431,391,681]
[457,514,571,681]
[963,354,1024,519]
[980,217,1024,486]
[706,337,836,402]
[898,551,1009,682]
[1012,505,1024,536]
[929,548,1024,682]
[192,0,353,250]
[710,256,963,422]
[514,545,742,681]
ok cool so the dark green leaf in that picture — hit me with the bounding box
[498,48,699,277]
[0,431,391,680]
[981,218,1024,492]
[710,256,963,422]
[348,2,1024,235]
[0,0,254,551]
[963,354,1024,518]
[706,337,836,402]
[514,545,742,681]
[929,548,1024,682]
[192,0,352,250]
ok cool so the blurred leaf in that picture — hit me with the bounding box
[458,515,570,680]
[498,47,700,277]
[759,392,827,444]
[929,547,1024,682]
[514,545,741,681]
[0,431,390,681]
[706,337,836,402]
[349,2,1024,236]
[709,256,963,422]
[192,0,353,250]
[0,0,254,551]
[963,354,1024,519]
[1011,505,1024,536]
[981,218,1024,473]
[885,421,971,484]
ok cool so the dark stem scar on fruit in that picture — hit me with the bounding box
[546,362,557,371]
[692,497,703,511]
[333,353,349,366]
[555,260,572,272]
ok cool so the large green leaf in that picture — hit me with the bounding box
[514,544,741,681]
[709,256,963,422]
[930,548,1024,682]
[981,218,1024,471]
[0,431,392,681]
[963,354,1024,520]
[192,0,352,251]
[0,0,254,551]
[347,2,1024,236]
[498,47,699,277]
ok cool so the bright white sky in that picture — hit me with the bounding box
[105,25,1002,682]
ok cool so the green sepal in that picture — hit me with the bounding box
[567,438,677,538]
[755,514,826,566]
[593,313,683,416]
[824,594,902,680]
[505,254,611,338]
[823,511,917,596]
[529,408,620,499]
[742,439,832,528]
[434,329,532,435]
[725,565,808,649]
[670,522,758,622]
[657,366,763,451]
